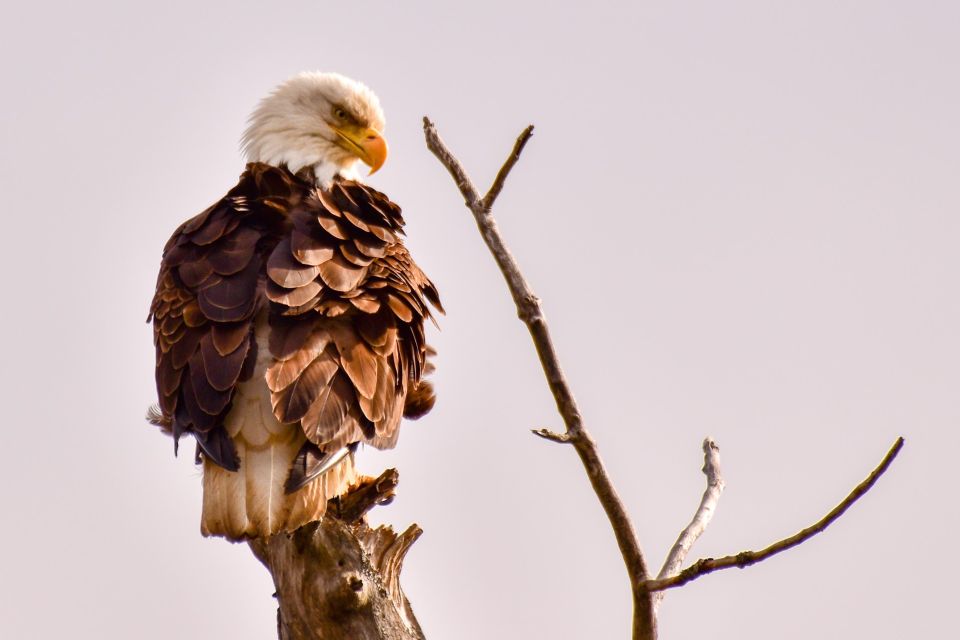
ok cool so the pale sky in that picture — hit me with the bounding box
[1,1,957,638]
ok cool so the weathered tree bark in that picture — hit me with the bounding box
[249,470,425,640]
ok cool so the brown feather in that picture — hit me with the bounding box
[182,301,206,327]
[341,208,370,232]
[403,380,436,419]
[197,292,257,323]
[194,427,239,471]
[357,312,397,351]
[316,212,349,240]
[333,327,378,399]
[266,278,322,307]
[315,188,343,217]
[357,359,390,423]
[179,369,222,431]
[163,323,187,347]
[211,321,250,356]
[301,371,353,444]
[331,182,361,211]
[160,314,182,337]
[170,326,203,369]
[348,295,381,314]
[188,351,233,415]
[190,210,232,246]
[365,223,398,243]
[315,300,352,316]
[159,390,178,416]
[352,234,389,258]
[291,229,335,266]
[178,258,214,288]
[200,333,250,392]
[207,227,259,275]
[265,329,330,392]
[272,352,339,424]
[157,353,185,396]
[386,293,414,323]
[197,258,259,322]
[267,238,321,287]
[268,315,314,360]
[339,242,376,267]
[318,254,367,292]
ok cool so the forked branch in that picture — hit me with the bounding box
[654,438,725,610]
[423,117,906,640]
[644,436,904,593]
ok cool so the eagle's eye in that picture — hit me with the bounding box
[334,107,348,121]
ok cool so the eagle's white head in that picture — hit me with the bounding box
[241,72,387,185]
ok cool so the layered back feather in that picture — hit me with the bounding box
[149,163,441,539]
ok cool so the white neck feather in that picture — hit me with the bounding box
[312,159,363,188]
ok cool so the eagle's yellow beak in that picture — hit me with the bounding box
[332,126,389,175]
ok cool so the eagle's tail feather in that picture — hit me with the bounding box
[200,433,357,540]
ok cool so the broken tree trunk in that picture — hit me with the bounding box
[248,469,425,640]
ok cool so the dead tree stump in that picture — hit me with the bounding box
[248,469,425,640]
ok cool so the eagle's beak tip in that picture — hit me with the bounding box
[362,130,388,175]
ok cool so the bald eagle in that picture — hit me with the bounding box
[148,72,441,540]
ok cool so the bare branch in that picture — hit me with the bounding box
[654,438,725,611]
[644,436,904,593]
[424,117,657,640]
[482,125,535,210]
[531,427,571,443]
[335,469,401,523]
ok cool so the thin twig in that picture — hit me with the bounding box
[531,427,571,443]
[644,436,904,593]
[482,126,534,210]
[423,117,657,640]
[654,438,725,610]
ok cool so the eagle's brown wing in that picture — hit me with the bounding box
[149,165,306,470]
[264,178,442,492]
